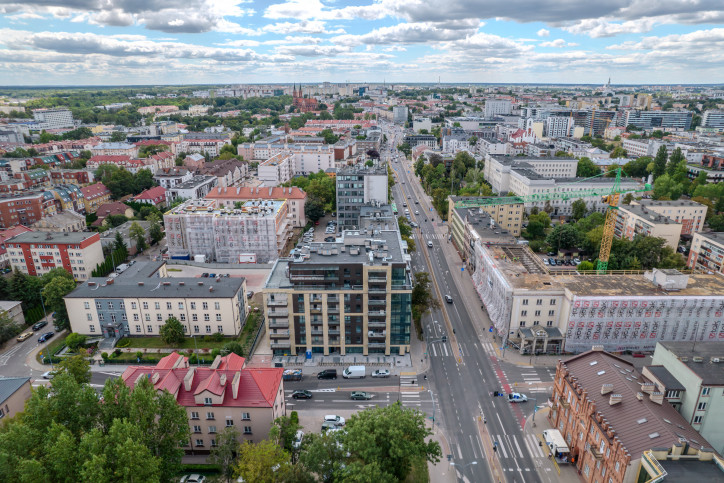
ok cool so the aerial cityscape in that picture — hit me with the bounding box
[0,2,723,483]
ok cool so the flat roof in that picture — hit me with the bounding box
[697,232,724,245]
[656,341,724,385]
[67,276,245,299]
[7,230,97,244]
[620,205,674,225]
[644,365,685,391]
[659,458,724,479]
[170,175,216,190]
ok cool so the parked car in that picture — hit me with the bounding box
[201,273,209,278]
[291,390,312,399]
[42,371,55,379]
[292,430,304,449]
[208,273,216,278]
[371,369,390,378]
[32,321,47,331]
[324,415,345,426]
[573,258,581,265]
[180,475,206,483]
[321,421,339,432]
[38,331,54,343]
[324,236,336,242]
[350,391,373,400]
[317,369,337,380]
[555,259,563,266]
[16,331,33,342]
[410,221,418,228]
[543,258,549,265]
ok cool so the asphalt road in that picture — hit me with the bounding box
[387,134,549,482]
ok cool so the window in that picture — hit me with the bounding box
[203,302,209,310]
[216,314,222,321]
[84,302,90,309]
[96,302,102,309]
[697,402,707,411]
[89,325,95,333]
[154,302,160,310]
[178,302,184,310]
[549,310,555,316]
[693,415,703,424]
[520,321,526,327]
[180,314,186,321]
[191,412,199,419]
[143,302,148,309]
[536,299,542,305]
[157,314,163,321]
[192,314,198,321]
[145,314,151,321]
[193,425,201,433]
[521,310,527,316]
[205,325,211,333]
[226,419,234,427]
[204,397,212,405]
[210,439,217,447]
[204,314,210,322]
[533,321,540,326]
[194,325,199,333]
[615,462,620,472]
[206,412,215,420]
[535,310,541,316]
[195,439,204,447]
[550,299,556,305]
[218,325,223,333]
[243,426,252,434]
[215,302,220,310]
[602,467,606,477]
[131,302,137,309]
[522,299,529,306]
[133,314,139,321]
[167,302,172,310]
[242,413,251,420]
[702,387,711,396]
[547,321,554,327]
[583,464,590,477]
[191,302,196,310]
[86,313,93,321]
[147,325,153,332]
[135,325,141,332]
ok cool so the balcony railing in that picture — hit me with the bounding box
[368,321,387,329]
[270,331,290,339]
[328,329,340,335]
[368,342,386,348]
[310,307,322,314]
[368,287,387,293]
[368,276,387,282]
[311,329,324,336]
[368,299,386,306]
[391,284,412,291]
[268,320,289,329]
[266,297,288,306]
[327,307,339,314]
[368,310,386,317]
[271,341,291,349]
[267,309,289,317]
[368,332,386,339]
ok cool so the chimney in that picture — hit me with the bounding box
[609,394,623,406]
[232,371,241,398]
[636,392,644,401]
[641,382,655,394]
[209,286,214,292]
[184,367,196,391]
[219,373,227,386]
[601,384,614,395]
[650,392,664,405]
[137,281,144,286]
[152,373,160,384]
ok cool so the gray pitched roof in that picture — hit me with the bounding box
[0,377,30,404]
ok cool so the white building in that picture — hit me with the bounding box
[393,106,408,124]
[702,110,724,129]
[545,116,574,138]
[258,152,294,186]
[166,175,218,202]
[293,145,335,175]
[413,117,432,133]
[32,108,74,130]
[484,99,512,118]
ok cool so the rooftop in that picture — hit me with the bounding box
[643,365,686,391]
[560,350,716,460]
[169,175,217,190]
[0,377,30,404]
[207,186,306,200]
[697,232,724,245]
[656,341,724,385]
[453,205,517,244]
[619,205,675,225]
[635,199,707,208]
[66,274,245,299]
[6,230,97,245]
[659,458,724,479]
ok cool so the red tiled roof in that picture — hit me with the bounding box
[80,182,110,200]
[156,352,187,369]
[88,155,132,163]
[135,186,166,201]
[94,202,130,217]
[215,353,245,371]
[0,225,32,254]
[206,186,307,200]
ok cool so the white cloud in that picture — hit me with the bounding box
[332,21,479,47]
[262,20,344,35]
[540,39,565,48]
[563,18,659,38]
[537,28,550,37]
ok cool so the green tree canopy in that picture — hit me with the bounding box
[652,145,668,179]
[576,157,602,178]
[546,224,583,252]
[159,316,185,345]
[571,199,587,221]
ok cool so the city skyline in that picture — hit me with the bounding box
[0,0,722,86]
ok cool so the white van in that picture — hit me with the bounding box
[343,365,366,379]
[427,241,433,248]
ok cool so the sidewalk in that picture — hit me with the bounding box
[427,420,457,483]
[522,407,581,483]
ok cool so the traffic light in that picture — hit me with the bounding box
[442,335,447,343]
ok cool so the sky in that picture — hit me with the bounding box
[0,0,722,86]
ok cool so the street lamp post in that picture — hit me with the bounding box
[191,334,199,367]
[428,389,437,428]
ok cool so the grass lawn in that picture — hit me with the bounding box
[238,310,262,354]
[405,456,430,483]
[36,332,67,364]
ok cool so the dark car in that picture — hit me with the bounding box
[324,236,336,242]
[555,259,563,266]
[317,369,338,380]
[292,390,313,399]
[38,331,55,343]
[32,321,48,331]
[547,251,556,256]
[548,258,556,265]
[201,273,209,278]
[563,260,571,266]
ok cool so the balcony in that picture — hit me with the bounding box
[328,329,340,336]
[391,284,412,291]
[327,295,339,302]
[310,295,323,302]
[327,306,339,314]
[368,299,387,306]
[271,341,291,349]
[368,310,386,317]
[368,342,387,348]
[270,331,290,339]
[368,332,386,339]
[589,446,603,460]
[266,297,288,306]
[368,321,387,329]
[311,329,324,336]
[268,319,289,329]
[267,309,289,317]
[368,287,387,294]
[310,306,322,314]
[289,274,326,281]
[368,275,387,282]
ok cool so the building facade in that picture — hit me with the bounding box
[624,110,693,130]
[5,230,102,280]
[263,231,412,356]
[614,205,683,250]
[687,232,724,273]
[258,152,294,186]
[336,164,389,230]
[32,108,74,130]
[206,186,307,228]
[166,175,218,202]
[0,377,32,421]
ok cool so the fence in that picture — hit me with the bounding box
[247,315,266,356]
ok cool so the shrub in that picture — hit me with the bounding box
[116,338,131,348]
[65,333,87,351]
[113,348,121,357]
[211,348,221,359]
[210,332,224,343]
[101,352,109,361]
[135,351,143,359]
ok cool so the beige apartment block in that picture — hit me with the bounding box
[631,199,708,236]
[0,377,32,421]
[614,205,682,249]
[448,196,524,237]
[688,231,724,273]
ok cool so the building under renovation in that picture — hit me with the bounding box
[164,199,292,263]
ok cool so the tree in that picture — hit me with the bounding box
[571,199,587,221]
[42,275,76,330]
[222,341,244,357]
[652,173,684,201]
[709,214,724,231]
[524,211,551,239]
[147,213,164,244]
[666,147,685,177]
[578,260,595,271]
[114,231,127,253]
[411,272,439,315]
[622,193,634,205]
[623,156,652,178]
[234,440,293,483]
[129,221,147,253]
[109,131,127,142]
[397,143,412,158]
[609,146,627,158]
[159,317,185,345]
[65,332,87,351]
[319,129,339,145]
[210,427,241,483]
[546,224,583,252]
[305,196,325,222]
[270,414,302,452]
[652,145,668,179]
[57,354,91,385]
[576,157,602,178]
[342,402,441,481]
[0,311,21,346]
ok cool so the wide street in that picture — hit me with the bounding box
[385,124,556,483]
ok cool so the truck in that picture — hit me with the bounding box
[194,254,208,263]
[282,369,303,382]
[543,429,570,462]
[507,392,528,403]
[342,365,366,379]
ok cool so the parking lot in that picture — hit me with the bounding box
[306,216,338,243]
[537,254,584,270]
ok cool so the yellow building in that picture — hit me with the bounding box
[614,205,682,249]
[448,196,524,237]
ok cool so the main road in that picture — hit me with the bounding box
[384,125,551,483]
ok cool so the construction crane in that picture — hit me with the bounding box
[454,167,651,274]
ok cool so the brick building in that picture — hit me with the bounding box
[0,193,51,228]
[80,182,112,213]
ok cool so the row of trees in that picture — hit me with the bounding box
[94,164,156,200]
[282,170,336,222]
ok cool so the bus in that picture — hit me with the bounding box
[391,203,398,215]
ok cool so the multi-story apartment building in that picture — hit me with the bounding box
[293,145,336,175]
[413,117,432,133]
[263,230,412,356]
[402,134,437,149]
[447,202,517,271]
[647,341,724,455]
[90,142,138,157]
[166,175,218,202]
[484,99,512,118]
[5,230,103,280]
[258,152,294,186]
[624,110,693,130]
[0,377,32,421]
[544,116,574,138]
[32,108,74,130]
[64,262,249,338]
[50,168,94,186]
[206,186,307,228]
[687,231,724,273]
[164,199,292,263]
[549,348,719,483]
[199,159,248,188]
[336,164,388,230]
[613,205,682,249]
[177,133,231,157]
[0,192,52,228]
[153,167,193,189]
[122,352,284,454]
[632,199,707,235]
[701,110,724,129]
[79,182,111,213]
[448,196,524,237]
[392,105,408,124]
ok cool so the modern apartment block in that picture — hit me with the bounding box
[448,196,524,237]
[549,349,720,483]
[5,230,103,280]
[648,341,724,455]
[122,352,284,453]
[614,205,682,249]
[624,110,693,130]
[164,199,292,263]
[258,152,294,186]
[64,262,248,338]
[700,110,724,129]
[392,105,408,124]
[166,175,218,202]
[484,99,512,118]
[634,199,707,235]
[32,108,74,130]
[263,230,412,357]
[336,164,388,230]
[687,232,724,273]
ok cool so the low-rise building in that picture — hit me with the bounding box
[177,133,231,157]
[258,152,293,186]
[122,352,284,454]
[133,186,166,207]
[166,175,217,202]
[549,348,720,483]
[164,199,291,263]
[90,142,138,157]
[64,261,249,338]
[5,230,103,280]
[0,377,32,421]
[402,134,437,149]
[154,167,193,189]
[50,168,94,186]
[31,210,86,233]
[92,202,134,227]
[647,341,724,455]
[263,230,412,356]
[687,232,724,273]
[0,300,25,326]
[614,204,683,249]
[206,186,307,227]
[199,159,248,188]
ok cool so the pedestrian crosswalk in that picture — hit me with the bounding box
[399,374,422,408]
[492,433,547,461]
[410,233,447,240]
